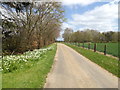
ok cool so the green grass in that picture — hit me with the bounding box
[0,72,1,90]
[2,44,57,88]
[65,43,120,78]
[75,43,119,57]
[0,59,2,90]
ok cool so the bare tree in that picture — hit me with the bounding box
[1,1,64,55]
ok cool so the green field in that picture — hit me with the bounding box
[65,43,120,78]
[73,43,119,57]
[2,44,57,88]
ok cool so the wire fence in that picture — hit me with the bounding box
[65,42,119,59]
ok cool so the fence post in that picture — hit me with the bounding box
[94,43,96,52]
[77,42,79,46]
[88,43,90,49]
[104,45,106,55]
[78,43,80,47]
[83,43,84,48]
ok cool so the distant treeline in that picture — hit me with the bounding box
[63,28,119,43]
[1,2,64,55]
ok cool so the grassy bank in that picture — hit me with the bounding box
[2,44,57,88]
[65,43,120,78]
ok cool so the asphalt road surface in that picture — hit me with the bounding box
[44,43,118,88]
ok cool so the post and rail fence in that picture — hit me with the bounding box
[65,42,107,56]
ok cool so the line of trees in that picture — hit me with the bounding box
[63,28,119,43]
[1,2,64,55]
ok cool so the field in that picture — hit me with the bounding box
[65,43,120,78]
[74,43,119,57]
[2,44,57,88]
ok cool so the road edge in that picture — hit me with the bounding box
[43,43,58,88]
[64,43,118,79]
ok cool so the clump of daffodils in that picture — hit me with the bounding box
[2,45,55,73]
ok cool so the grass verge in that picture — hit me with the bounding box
[65,43,120,78]
[2,44,57,88]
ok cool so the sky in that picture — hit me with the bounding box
[56,0,119,41]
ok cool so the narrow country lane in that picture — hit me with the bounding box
[44,43,118,88]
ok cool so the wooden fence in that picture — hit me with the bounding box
[68,42,107,55]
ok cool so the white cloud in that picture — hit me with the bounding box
[61,22,76,30]
[60,0,119,6]
[61,0,99,6]
[63,1,118,32]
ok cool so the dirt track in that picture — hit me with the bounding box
[44,43,118,88]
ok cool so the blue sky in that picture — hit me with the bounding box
[57,0,118,41]
[64,2,109,20]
